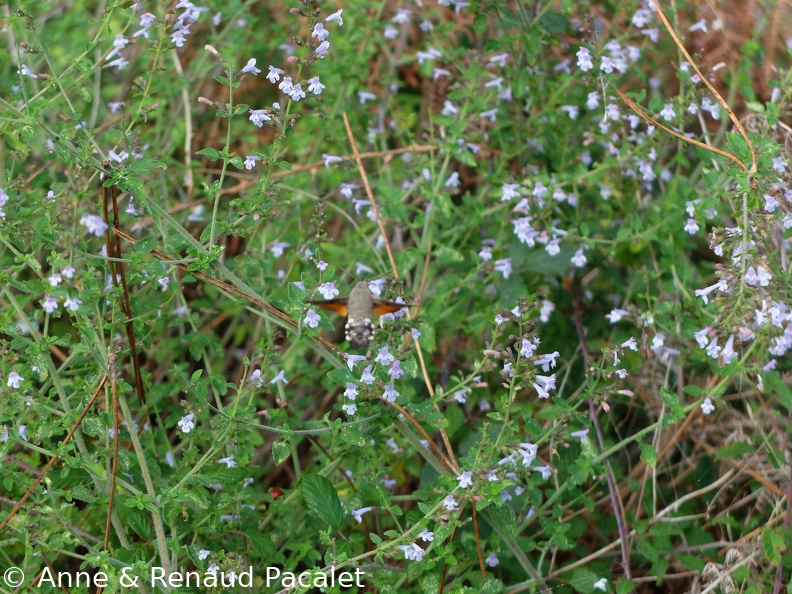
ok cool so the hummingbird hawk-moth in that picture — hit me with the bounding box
[307,281,410,349]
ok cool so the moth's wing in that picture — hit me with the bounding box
[372,297,413,316]
[306,298,349,317]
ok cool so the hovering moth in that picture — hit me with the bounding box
[307,281,409,349]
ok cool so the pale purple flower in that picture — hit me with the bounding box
[382,384,399,402]
[304,309,320,329]
[7,371,23,389]
[689,19,707,32]
[248,369,263,388]
[178,413,195,433]
[249,109,272,127]
[340,183,358,198]
[388,361,404,380]
[419,528,434,542]
[270,241,289,257]
[358,91,377,105]
[278,76,294,94]
[312,22,329,41]
[344,353,367,370]
[322,154,343,168]
[80,213,108,237]
[480,108,497,122]
[445,171,460,188]
[399,543,425,562]
[351,506,371,523]
[360,365,375,385]
[443,495,458,510]
[325,9,343,26]
[560,105,579,119]
[287,84,304,102]
[218,455,236,468]
[571,248,587,268]
[307,76,324,95]
[501,183,521,201]
[64,295,82,312]
[606,308,629,323]
[240,58,261,75]
[642,28,659,43]
[534,465,551,480]
[701,397,715,414]
[457,471,473,488]
[620,337,638,351]
[315,40,330,55]
[694,280,727,305]
[534,351,560,372]
[764,194,779,212]
[600,56,615,73]
[198,549,210,560]
[494,258,512,279]
[659,103,675,121]
[376,345,394,366]
[485,552,499,567]
[20,64,38,78]
[243,155,259,170]
[266,65,284,83]
[721,335,738,365]
[270,369,288,384]
[318,282,339,299]
[344,383,358,399]
[576,47,593,71]
[41,295,58,313]
[632,8,653,28]
[571,428,589,444]
[684,218,699,234]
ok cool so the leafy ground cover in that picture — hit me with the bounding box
[1,0,792,592]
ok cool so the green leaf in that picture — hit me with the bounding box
[327,368,354,387]
[539,12,568,34]
[130,158,166,175]
[615,579,638,594]
[569,567,599,593]
[196,147,221,161]
[639,442,657,468]
[272,441,291,465]
[682,384,702,396]
[659,387,684,421]
[714,442,754,461]
[300,474,343,529]
[288,282,307,302]
[134,236,157,254]
[340,425,365,447]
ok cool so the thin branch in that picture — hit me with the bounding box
[341,113,460,473]
[0,375,107,531]
[614,89,747,173]
[650,0,756,174]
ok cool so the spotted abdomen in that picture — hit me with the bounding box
[345,317,374,350]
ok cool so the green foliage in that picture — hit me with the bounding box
[1,0,792,592]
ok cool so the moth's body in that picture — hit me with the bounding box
[307,280,410,350]
[345,281,376,349]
